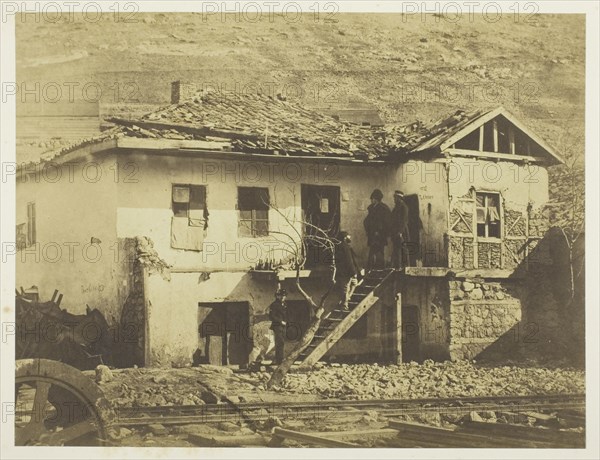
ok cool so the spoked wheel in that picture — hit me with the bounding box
[15,359,116,446]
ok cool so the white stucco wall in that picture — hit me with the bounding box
[447,157,549,211]
[392,159,450,266]
[115,151,403,270]
[15,152,127,319]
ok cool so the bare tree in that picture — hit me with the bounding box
[255,188,340,388]
[548,128,585,306]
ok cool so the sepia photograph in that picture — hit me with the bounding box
[0,1,598,457]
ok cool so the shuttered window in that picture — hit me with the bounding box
[238,187,269,237]
[475,193,501,238]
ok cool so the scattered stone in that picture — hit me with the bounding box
[462,281,475,292]
[363,410,379,422]
[480,410,497,421]
[148,423,168,436]
[266,416,283,428]
[217,421,239,432]
[95,365,113,384]
[200,390,219,404]
[468,411,484,422]
[361,414,377,423]
[118,427,133,438]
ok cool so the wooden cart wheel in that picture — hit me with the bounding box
[15,359,116,446]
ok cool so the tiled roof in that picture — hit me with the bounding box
[16,90,502,167]
[135,90,389,158]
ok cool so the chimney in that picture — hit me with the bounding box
[171,80,197,104]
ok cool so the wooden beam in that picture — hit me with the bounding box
[462,421,584,447]
[320,428,399,440]
[438,107,504,151]
[270,427,359,448]
[395,292,402,364]
[188,433,267,447]
[402,267,520,279]
[118,137,231,151]
[492,119,499,153]
[388,420,550,448]
[508,126,515,154]
[478,125,484,151]
[445,148,543,163]
[300,270,394,368]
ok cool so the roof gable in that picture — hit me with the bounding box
[410,107,564,164]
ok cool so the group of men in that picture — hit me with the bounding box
[255,188,410,367]
[334,188,410,311]
[364,188,410,270]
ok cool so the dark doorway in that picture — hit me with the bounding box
[403,194,423,267]
[401,304,420,362]
[301,184,341,267]
[198,302,251,365]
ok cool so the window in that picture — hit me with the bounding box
[475,192,501,238]
[27,202,36,246]
[172,184,208,226]
[171,185,208,251]
[238,187,269,237]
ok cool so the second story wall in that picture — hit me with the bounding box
[15,152,127,316]
[446,156,550,271]
[115,151,399,271]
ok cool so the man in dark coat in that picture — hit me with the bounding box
[269,289,287,365]
[363,189,392,269]
[335,231,362,311]
[390,190,410,269]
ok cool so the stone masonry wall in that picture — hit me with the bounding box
[448,279,522,360]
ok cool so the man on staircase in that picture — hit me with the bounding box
[335,231,362,311]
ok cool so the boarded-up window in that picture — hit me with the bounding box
[171,184,208,251]
[238,187,269,237]
[27,202,36,246]
[16,223,26,250]
[475,192,501,238]
[172,184,207,225]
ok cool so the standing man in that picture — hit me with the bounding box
[335,231,362,311]
[363,189,392,269]
[390,190,410,269]
[269,288,287,365]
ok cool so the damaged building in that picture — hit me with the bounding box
[15,82,564,368]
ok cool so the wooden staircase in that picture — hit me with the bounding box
[296,269,395,368]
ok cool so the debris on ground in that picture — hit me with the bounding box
[90,360,584,410]
[275,360,585,400]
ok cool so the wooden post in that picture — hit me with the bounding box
[492,119,498,153]
[508,127,515,154]
[142,266,151,367]
[395,292,402,364]
[478,125,484,151]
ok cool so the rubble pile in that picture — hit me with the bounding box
[134,236,171,279]
[96,360,584,409]
[276,361,585,400]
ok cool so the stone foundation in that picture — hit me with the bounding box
[448,279,522,360]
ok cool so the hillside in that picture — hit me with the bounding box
[16,12,585,222]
